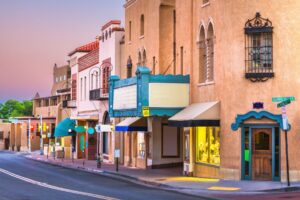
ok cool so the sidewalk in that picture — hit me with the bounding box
[24,153,300,197]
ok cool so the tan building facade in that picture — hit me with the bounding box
[0,123,11,150]
[122,0,300,182]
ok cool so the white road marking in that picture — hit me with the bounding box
[0,168,120,200]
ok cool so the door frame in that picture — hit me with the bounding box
[241,124,281,181]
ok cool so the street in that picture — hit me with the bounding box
[1,151,300,200]
[0,151,209,200]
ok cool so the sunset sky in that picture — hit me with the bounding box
[0,0,124,103]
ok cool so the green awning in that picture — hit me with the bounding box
[75,126,86,133]
[54,118,76,137]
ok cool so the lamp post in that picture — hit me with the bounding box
[37,115,44,155]
[28,119,31,152]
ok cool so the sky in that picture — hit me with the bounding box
[0,0,124,103]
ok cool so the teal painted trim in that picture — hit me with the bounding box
[112,109,139,117]
[249,128,252,180]
[111,107,184,118]
[136,66,151,74]
[137,66,150,116]
[241,127,246,180]
[114,77,137,88]
[231,111,290,131]
[149,74,190,83]
[150,107,183,117]
[272,127,275,181]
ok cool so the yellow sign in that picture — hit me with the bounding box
[142,106,150,117]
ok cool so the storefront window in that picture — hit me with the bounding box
[195,127,220,166]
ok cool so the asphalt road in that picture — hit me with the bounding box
[0,151,211,200]
[2,151,300,200]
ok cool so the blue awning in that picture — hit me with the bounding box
[115,117,147,132]
[54,118,76,137]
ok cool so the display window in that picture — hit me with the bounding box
[195,127,220,166]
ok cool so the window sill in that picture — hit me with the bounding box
[201,2,210,8]
[197,81,215,87]
[139,35,144,40]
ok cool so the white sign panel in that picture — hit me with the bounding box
[114,149,120,158]
[113,85,137,110]
[149,83,189,108]
[281,106,289,130]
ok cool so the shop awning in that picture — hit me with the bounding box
[54,118,76,137]
[168,101,220,127]
[115,117,147,132]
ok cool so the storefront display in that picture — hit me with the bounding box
[195,127,220,166]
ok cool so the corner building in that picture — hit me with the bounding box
[123,0,300,182]
[171,0,300,182]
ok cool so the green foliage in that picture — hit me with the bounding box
[0,100,33,119]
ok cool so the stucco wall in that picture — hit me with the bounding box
[189,0,300,180]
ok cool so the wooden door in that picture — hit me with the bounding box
[252,128,272,180]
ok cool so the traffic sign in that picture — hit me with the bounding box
[272,96,295,102]
[277,99,291,108]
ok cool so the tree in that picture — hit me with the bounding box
[0,100,33,119]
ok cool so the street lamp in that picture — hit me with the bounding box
[37,115,44,155]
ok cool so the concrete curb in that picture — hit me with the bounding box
[23,155,299,197]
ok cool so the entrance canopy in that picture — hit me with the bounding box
[168,101,220,127]
[115,117,147,132]
[54,118,76,137]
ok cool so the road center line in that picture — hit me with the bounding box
[0,168,120,200]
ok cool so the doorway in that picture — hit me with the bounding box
[242,126,280,181]
[252,128,272,180]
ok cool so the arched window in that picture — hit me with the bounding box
[102,66,110,94]
[207,22,214,82]
[140,14,145,36]
[127,56,133,78]
[198,26,206,83]
[142,49,147,66]
[91,74,94,90]
[245,13,273,82]
[109,28,112,38]
[138,51,142,66]
[95,71,99,89]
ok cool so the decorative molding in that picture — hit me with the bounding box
[231,111,290,131]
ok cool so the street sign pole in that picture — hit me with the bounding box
[281,106,290,187]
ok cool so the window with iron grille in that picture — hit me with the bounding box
[245,12,274,82]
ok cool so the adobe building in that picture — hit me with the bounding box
[168,0,300,182]
[30,64,72,157]
[121,0,300,182]
[0,123,11,150]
